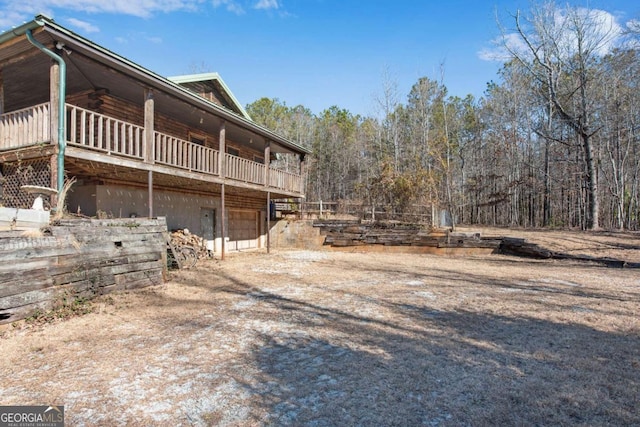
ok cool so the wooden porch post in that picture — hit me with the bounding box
[144,89,154,163]
[144,89,154,217]
[265,141,271,253]
[299,153,306,218]
[299,153,306,193]
[49,61,60,205]
[0,70,4,115]
[148,170,153,218]
[267,191,271,253]
[219,121,226,260]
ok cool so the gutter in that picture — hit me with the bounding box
[0,18,44,45]
[25,27,66,194]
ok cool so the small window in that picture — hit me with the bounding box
[227,147,240,157]
[189,132,207,146]
[254,156,264,164]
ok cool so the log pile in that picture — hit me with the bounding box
[170,229,211,259]
[499,237,640,268]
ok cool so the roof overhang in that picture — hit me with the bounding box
[0,15,311,156]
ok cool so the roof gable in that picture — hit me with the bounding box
[168,73,252,120]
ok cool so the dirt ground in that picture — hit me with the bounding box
[1,228,639,426]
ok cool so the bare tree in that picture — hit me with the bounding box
[503,2,619,229]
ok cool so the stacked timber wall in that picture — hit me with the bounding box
[0,217,167,324]
[314,220,502,254]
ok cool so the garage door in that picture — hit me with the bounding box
[228,210,259,251]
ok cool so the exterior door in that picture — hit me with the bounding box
[200,208,215,252]
[228,210,259,251]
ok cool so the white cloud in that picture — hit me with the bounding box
[211,0,245,15]
[0,10,30,30]
[572,7,622,56]
[0,0,283,28]
[0,0,203,23]
[479,5,625,63]
[254,0,278,10]
[478,33,531,62]
[66,17,99,33]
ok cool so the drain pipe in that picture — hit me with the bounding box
[25,29,66,193]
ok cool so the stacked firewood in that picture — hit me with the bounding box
[170,229,211,258]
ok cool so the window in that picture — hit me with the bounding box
[227,147,240,157]
[253,156,264,164]
[189,132,207,146]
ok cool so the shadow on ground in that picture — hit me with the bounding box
[174,261,640,427]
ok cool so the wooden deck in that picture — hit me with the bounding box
[1,103,303,196]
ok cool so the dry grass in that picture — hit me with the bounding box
[51,177,76,222]
[1,229,639,426]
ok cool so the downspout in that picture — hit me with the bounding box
[25,29,66,193]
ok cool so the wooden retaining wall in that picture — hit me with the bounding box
[0,217,167,324]
[315,220,502,252]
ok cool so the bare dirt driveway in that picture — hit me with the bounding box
[1,229,639,426]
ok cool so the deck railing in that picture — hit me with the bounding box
[2,103,302,195]
[225,153,266,186]
[66,104,144,159]
[154,132,219,175]
[0,102,50,150]
[270,169,302,193]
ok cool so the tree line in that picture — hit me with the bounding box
[247,1,640,230]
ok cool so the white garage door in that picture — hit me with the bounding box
[228,210,259,251]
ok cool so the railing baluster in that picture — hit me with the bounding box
[0,103,303,193]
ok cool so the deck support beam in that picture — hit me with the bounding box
[265,140,271,254]
[148,170,153,218]
[219,120,226,260]
[144,88,154,218]
[49,60,60,206]
[0,70,4,115]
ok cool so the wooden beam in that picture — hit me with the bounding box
[267,191,271,254]
[265,140,271,254]
[50,60,60,190]
[148,170,153,218]
[264,140,271,187]
[219,121,226,260]
[144,89,154,218]
[221,184,226,261]
[0,69,4,115]
[299,153,306,194]
[144,88,154,164]
[219,121,226,177]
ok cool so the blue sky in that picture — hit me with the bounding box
[1,0,638,117]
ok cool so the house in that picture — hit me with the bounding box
[0,15,310,257]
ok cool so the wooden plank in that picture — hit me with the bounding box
[114,268,163,288]
[0,300,53,325]
[0,276,54,299]
[0,287,58,310]
[101,259,163,276]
